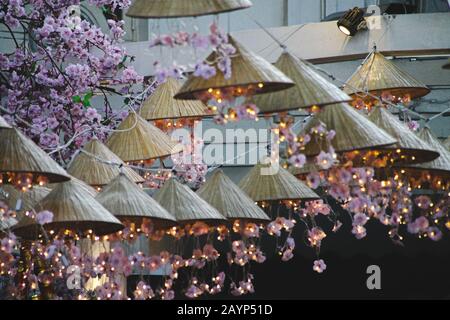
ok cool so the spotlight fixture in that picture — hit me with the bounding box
[337,7,366,36]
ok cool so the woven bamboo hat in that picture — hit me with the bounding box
[0,128,70,183]
[126,0,252,19]
[253,52,351,113]
[0,115,11,129]
[300,103,397,157]
[48,176,98,197]
[197,169,270,223]
[397,127,450,175]
[67,138,144,187]
[368,106,439,164]
[139,78,211,120]
[13,179,123,239]
[344,51,430,102]
[96,173,177,229]
[106,112,183,162]
[153,178,228,226]
[238,161,319,202]
[174,35,294,100]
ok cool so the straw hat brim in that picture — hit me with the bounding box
[126,0,252,18]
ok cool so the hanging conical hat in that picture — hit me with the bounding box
[0,115,11,129]
[238,161,319,202]
[197,169,270,223]
[96,173,177,229]
[12,179,123,239]
[300,103,397,157]
[153,178,228,226]
[344,51,430,102]
[49,176,98,197]
[67,138,144,187]
[368,106,439,164]
[398,127,450,175]
[253,52,351,113]
[106,112,183,162]
[139,78,211,120]
[126,0,252,18]
[0,128,70,183]
[175,35,294,100]
[289,161,322,177]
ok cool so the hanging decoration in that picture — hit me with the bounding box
[197,169,271,225]
[126,0,253,18]
[12,179,123,240]
[344,51,430,109]
[67,138,144,188]
[175,35,294,123]
[0,128,70,189]
[367,106,440,165]
[252,51,351,114]
[96,173,178,239]
[106,112,183,163]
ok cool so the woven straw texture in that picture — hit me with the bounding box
[300,103,397,156]
[139,78,212,120]
[344,52,430,100]
[126,0,252,18]
[175,35,294,100]
[399,127,450,175]
[253,52,351,113]
[197,169,270,223]
[0,128,70,183]
[238,161,319,201]
[48,176,98,197]
[368,106,440,164]
[106,112,182,162]
[153,178,227,226]
[96,173,177,228]
[0,115,11,129]
[67,138,144,186]
[13,179,123,239]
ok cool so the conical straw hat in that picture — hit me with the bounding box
[0,115,11,129]
[48,176,98,197]
[238,161,319,202]
[398,127,450,175]
[139,78,211,120]
[344,51,430,101]
[153,178,228,226]
[67,138,144,187]
[0,128,70,183]
[96,173,177,229]
[13,179,123,239]
[289,161,322,177]
[106,112,182,162]
[126,0,252,18]
[300,103,397,157]
[197,169,270,223]
[368,106,439,164]
[253,52,351,113]
[175,35,294,100]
